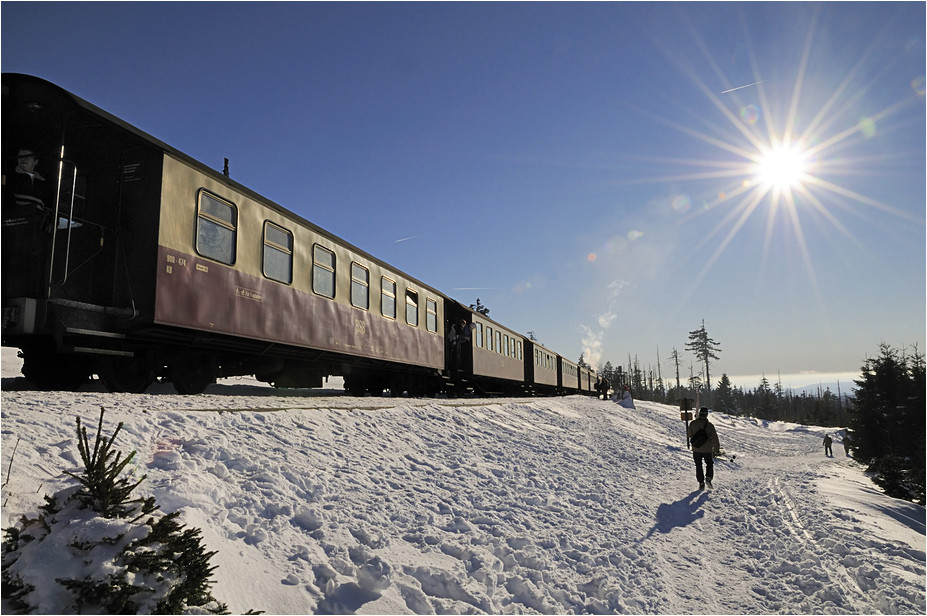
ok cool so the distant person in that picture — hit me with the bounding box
[686,407,721,489]
[617,385,635,409]
[8,147,79,231]
[9,148,48,212]
[447,319,471,370]
[598,377,609,400]
[843,433,851,456]
[3,148,50,296]
[823,434,833,457]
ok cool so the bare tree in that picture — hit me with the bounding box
[685,319,722,404]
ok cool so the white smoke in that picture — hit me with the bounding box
[581,280,629,369]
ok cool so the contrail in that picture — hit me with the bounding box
[452,287,499,291]
[721,80,765,94]
[394,236,417,243]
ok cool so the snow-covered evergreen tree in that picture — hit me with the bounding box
[850,343,925,504]
[1,410,230,614]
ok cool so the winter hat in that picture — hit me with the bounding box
[699,407,709,417]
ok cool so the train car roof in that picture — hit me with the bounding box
[2,72,447,299]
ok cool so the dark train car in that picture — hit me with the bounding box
[3,73,164,389]
[580,365,597,394]
[2,73,448,394]
[444,300,527,396]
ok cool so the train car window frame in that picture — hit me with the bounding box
[405,289,419,327]
[312,244,336,299]
[351,262,369,310]
[475,322,483,347]
[426,298,438,332]
[495,331,502,354]
[381,276,396,319]
[517,341,523,360]
[195,190,238,265]
[487,326,493,351]
[262,221,293,284]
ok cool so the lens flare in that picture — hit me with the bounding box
[857,117,877,138]
[672,194,692,214]
[912,76,926,97]
[740,104,760,125]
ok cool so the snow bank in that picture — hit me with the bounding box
[2,349,924,614]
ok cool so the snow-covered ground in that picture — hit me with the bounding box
[2,348,925,614]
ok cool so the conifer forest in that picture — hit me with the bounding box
[587,326,924,504]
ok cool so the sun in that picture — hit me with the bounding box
[753,141,812,193]
[620,6,923,324]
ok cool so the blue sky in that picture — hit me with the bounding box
[4,2,924,390]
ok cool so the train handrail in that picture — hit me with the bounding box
[47,148,78,291]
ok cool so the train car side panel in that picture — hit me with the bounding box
[154,155,443,370]
[470,314,524,382]
[560,357,580,393]
[532,344,559,388]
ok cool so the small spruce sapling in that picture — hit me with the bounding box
[1,408,231,614]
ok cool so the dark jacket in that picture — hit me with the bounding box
[687,417,720,454]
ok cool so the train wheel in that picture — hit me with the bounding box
[22,347,90,390]
[369,377,389,396]
[168,368,216,396]
[168,357,214,395]
[100,356,154,393]
[343,375,366,395]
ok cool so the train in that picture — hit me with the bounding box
[2,73,599,397]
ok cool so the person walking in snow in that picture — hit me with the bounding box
[686,407,720,489]
[823,434,833,457]
[842,433,851,456]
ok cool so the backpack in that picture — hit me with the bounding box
[691,425,709,448]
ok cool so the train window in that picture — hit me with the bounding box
[474,322,483,347]
[262,222,293,284]
[351,263,369,309]
[486,326,493,351]
[495,331,502,354]
[426,299,437,332]
[504,335,510,357]
[405,289,419,326]
[381,277,396,319]
[517,341,522,360]
[195,190,237,264]
[312,245,335,298]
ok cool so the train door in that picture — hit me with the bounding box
[3,81,161,322]
[444,300,474,376]
[45,141,162,314]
